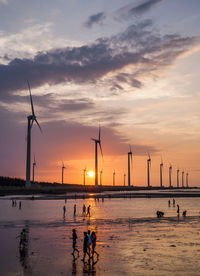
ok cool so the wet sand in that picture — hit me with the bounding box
[1,197,200,275]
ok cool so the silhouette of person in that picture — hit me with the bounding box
[81,232,89,262]
[63,205,66,216]
[74,204,76,216]
[183,210,187,217]
[19,201,22,209]
[72,229,79,257]
[177,204,180,216]
[87,205,91,216]
[91,231,99,259]
[168,200,171,207]
[83,204,86,216]
[173,199,175,207]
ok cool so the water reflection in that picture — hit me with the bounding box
[18,224,31,275]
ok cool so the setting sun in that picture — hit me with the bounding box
[88,171,95,178]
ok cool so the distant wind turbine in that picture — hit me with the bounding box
[182,171,184,187]
[160,158,163,188]
[113,170,116,186]
[169,164,172,188]
[83,167,87,186]
[91,126,103,186]
[100,169,103,186]
[147,153,151,187]
[177,169,180,188]
[186,172,189,187]
[124,173,126,186]
[62,162,66,185]
[26,81,42,188]
[128,145,133,187]
[32,155,37,185]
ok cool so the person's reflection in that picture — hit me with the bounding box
[18,224,30,274]
[82,254,99,275]
[72,255,77,275]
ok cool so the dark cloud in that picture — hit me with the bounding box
[0,20,197,98]
[116,0,163,20]
[84,12,106,28]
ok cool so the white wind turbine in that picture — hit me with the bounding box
[26,81,42,188]
[32,155,37,185]
[147,153,151,187]
[62,161,66,185]
[128,145,133,187]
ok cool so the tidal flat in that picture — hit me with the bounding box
[0,196,200,276]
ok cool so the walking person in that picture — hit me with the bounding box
[91,231,99,258]
[87,205,91,216]
[81,232,89,262]
[74,204,76,216]
[63,205,66,216]
[72,229,79,257]
[168,200,171,207]
[177,204,180,216]
[82,204,86,216]
[19,201,22,209]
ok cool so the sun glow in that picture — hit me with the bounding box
[88,171,95,178]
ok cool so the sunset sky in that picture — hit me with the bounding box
[0,0,200,186]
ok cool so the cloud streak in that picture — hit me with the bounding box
[84,12,106,28]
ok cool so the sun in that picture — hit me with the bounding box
[88,171,95,178]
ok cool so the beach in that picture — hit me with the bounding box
[0,195,200,275]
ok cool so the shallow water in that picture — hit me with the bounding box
[0,197,200,275]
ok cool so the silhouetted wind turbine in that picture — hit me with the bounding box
[100,169,103,186]
[32,155,37,185]
[26,81,42,188]
[62,162,66,185]
[177,169,180,188]
[113,170,115,186]
[91,126,103,186]
[182,171,184,187]
[160,158,163,188]
[83,167,87,186]
[147,153,151,187]
[128,145,133,187]
[186,172,189,187]
[124,173,126,186]
[169,164,172,188]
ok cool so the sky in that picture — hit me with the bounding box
[0,0,200,186]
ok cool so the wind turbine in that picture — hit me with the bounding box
[147,153,151,188]
[83,167,87,186]
[177,169,180,188]
[91,126,103,186]
[100,169,103,186]
[32,155,37,185]
[128,145,133,187]
[62,162,66,185]
[186,172,189,187]
[160,158,163,188]
[26,81,42,188]
[182,171,184,187]
[169,164,172,188]
[113,170,116,186]
[124,173,126,186]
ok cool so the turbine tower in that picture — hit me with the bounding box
[147,153,151,188]
[83,167,87,186]
[128,145,133,187]
[160,158,163,188]
[100,169,103,186]
[169,164,172,188]
[124,173,126,186]
[32,155,37,185]
[113,170,115,186]
[26,81,42,188]
[62,162,66,185]
[177,169,180,188]
[91,126,103,186]
[182,171,184,187]
[186,172,189,187]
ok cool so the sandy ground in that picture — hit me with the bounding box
[0,214,200,276]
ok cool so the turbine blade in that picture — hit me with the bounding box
[35,118,42,133]
[98,125,101,141]
[99,142,103,158]
[27,80,35,117]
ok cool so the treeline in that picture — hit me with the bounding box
[0,176,25,187]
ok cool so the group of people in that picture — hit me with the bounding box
[63,203,91,217]
[12,199,22,209]
[157,199,187,218]
[72,229,99,263]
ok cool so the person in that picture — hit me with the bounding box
[91,231,99,258]
[72,229,79,257]
[177,204,180,216]
[18,229,27,249]
[74,204,76,216]
[83,204,86,215]
[87,205,91,216]
[63,205,66,216]
[81,232,89,262]
[168,200,171,207]
[19,201,22,209]
[183,210,187,217]
[156,211,164,218]
[173,199,175,207]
